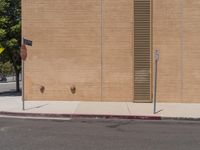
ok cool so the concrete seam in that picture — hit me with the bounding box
[126,103,132,115]
[72,101,81,115]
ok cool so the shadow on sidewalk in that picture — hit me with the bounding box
[0,91,22,97]
[24,104,49,111]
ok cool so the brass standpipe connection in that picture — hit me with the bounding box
[70,85,76,94]
[40,85,45,93]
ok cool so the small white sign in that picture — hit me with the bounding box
[155,50,159,61]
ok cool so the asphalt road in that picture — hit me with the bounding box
[0,81,22,93]
[0,118,200,150]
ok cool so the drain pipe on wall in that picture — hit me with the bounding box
[153,50,159,114]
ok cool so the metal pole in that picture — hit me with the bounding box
[21,37,25,110]
[153,50,159,114]
[22,61,25,110]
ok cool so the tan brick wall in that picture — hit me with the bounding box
[23,0,200,103]
[154,0,200,103]
[102,0,133,101]
[22,0,102,101]
[22,0,134,101]
[153,0,182,102]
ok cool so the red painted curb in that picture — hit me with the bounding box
[0,111,161,120]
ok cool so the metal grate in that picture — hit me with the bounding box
[134,0,151,102]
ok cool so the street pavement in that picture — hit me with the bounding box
[0,81,22,93]
[0,118,200,150]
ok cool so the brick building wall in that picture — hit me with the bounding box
[22,0,200,103]
[154,0,200,103]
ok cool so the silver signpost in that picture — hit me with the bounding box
[153,50,159,114]
[21,37,25,110]
[21,37,32,110]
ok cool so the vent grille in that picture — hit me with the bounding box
[134,0,151,102]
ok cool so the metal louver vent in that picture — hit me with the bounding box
[134,0,151,102]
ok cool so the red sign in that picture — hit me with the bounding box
[20,44,27,61]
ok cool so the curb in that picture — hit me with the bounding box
[161,116,200,121]
[1,111,200,121]
[0,111,161,120]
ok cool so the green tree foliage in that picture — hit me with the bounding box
[0,61,13,76]
[0,0,21,91]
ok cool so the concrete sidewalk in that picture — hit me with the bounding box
[0,96,200,120]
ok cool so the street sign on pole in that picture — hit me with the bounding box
[155,50,159,61]
[21,37,32,110]
[23,38,32,46]
[20,45,27,61]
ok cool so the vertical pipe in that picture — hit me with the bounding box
[100,0,103,101]
[180,0,184,101]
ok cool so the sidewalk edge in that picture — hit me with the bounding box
[0,111,161,120]
[161,116,200,121]
[1,111,200,121]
